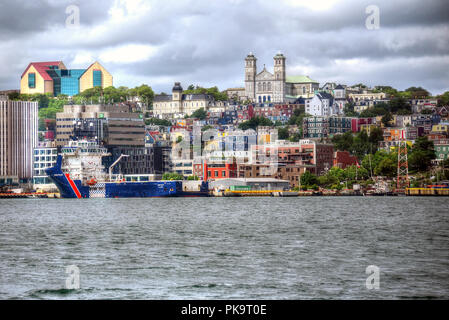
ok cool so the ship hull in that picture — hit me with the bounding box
[46,155,209,198]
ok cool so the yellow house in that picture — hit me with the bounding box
[20,61,66,95]
[79,61,113,92]
[431,124,449,135]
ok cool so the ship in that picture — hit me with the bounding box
[45,140,209,198]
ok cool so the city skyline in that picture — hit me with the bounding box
[0,0,448,95]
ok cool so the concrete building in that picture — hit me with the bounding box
[55,104,145,147]
[153,82,214,117]
[209,177,290,191]
[20,61,112,96]
[32,143,58,191]
[0,98,38,182]
[225,87,246,102]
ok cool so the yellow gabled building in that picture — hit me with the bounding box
[20,60,112,96]
[79,61,113,93]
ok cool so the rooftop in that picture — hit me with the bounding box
[286,75,319,84]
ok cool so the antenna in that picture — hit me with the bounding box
[396,128,409,193]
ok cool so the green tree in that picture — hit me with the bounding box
[136,84,154,104]
[162,172,184,180]
[374,157,397,177]
[238,116,273,130]
[145,118,172,126]
[381,112,393,127]
[437,91,449,107]
[408,136,436,172]
[405,86,430,99]
[278,127,289,140]
[189,108,208,120]
[300,171,318,187]
[389,97,411,113]
[331,131,354,152]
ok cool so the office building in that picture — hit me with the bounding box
[0,97,38,182]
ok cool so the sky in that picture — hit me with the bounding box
[0,0,448,95]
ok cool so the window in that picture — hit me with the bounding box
[28,73,36,88]
[93,70,102,87]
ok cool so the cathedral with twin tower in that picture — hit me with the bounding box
[244,52,286,104]
[244,52,319,104]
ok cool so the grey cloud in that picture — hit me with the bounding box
[0,0,448,95]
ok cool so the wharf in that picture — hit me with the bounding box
[406,188,449,196]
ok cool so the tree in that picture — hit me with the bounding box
[437,91,449,107]
[136,84,154,104]
[409,136,436,172]
[405,86,430,99]
[300,171,317,187]
[162,172,184,180]
[145,118,171,126]
[187,175,199,180]
[343,102,358,117]
[389,97,411,113]
[278,127,289,140]
[189,108,208,120]
[331,131,354,153]
[238,116,273,130]
[183,86,228,101]
[381,112,393,127]
[374,157,397,177]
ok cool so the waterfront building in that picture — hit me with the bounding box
[249,139,334,178]
[209,177,290,191]
[105,146,166,176]
[32,143,58,191]
[0,97,38,182]
[153,82,214,117]
[20,61,112,96]
[55,104,145,147]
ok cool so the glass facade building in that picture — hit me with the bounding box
[46,68,86,96]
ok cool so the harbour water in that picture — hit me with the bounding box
[0,197,448,299]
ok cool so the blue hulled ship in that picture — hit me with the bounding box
[45,141,208,198]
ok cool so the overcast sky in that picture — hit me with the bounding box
[1,0,448,95]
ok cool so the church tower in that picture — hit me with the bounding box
[273,52,286,103]
[244,53,257,101]
[172,82,183,113]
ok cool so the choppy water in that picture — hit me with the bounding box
[0,197,448,299]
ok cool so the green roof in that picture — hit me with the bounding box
[286,75,318,83]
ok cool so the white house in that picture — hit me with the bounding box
[305,92,340,116]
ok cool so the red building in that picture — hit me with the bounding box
[333,151,358,169]
[202,161,237,180]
